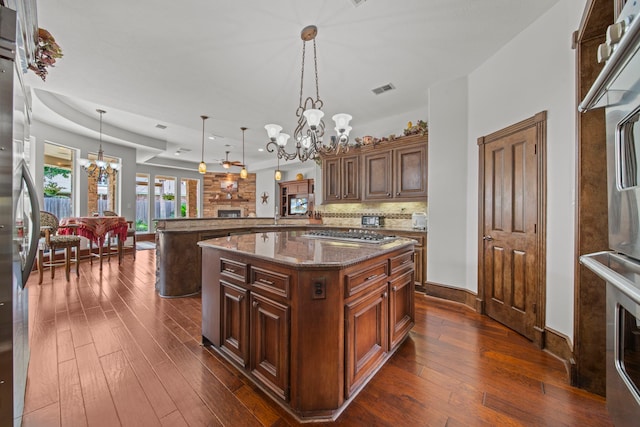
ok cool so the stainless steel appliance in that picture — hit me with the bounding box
[304,229,397,244]
[361,215,384,227]
[579,2,640,425]
[0,3,40,424]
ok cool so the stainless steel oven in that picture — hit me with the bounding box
[579,1,640,425]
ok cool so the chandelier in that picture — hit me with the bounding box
[265,25,353,163]
[80,109,120,180]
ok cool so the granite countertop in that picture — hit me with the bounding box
[197,230,416,268]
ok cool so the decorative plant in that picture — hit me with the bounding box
[29,28,63,81]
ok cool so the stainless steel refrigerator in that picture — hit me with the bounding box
[0,3,40,425]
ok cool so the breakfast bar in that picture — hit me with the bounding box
[198,230,416,422]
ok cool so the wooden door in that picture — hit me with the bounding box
[341,155,361,201]
[220,281,249,367]
[479,113,546,343]
[250,293,290,401]
[394,143,427,199]
[363,150,392,200]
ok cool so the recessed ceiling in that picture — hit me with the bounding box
[28,0,561,172]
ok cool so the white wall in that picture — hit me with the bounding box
[465,0,586,339]
[427,76,469,288]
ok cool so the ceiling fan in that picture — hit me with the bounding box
[219,151,244,169]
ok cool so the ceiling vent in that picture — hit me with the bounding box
[347,0,368,7]
[155,124,167,129]
[372,83,395,95]
[174,147,191,156]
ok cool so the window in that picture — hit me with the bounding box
[43,142,74,219]
[136,173,150,231]
[154,175,176,220]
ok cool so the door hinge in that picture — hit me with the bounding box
[533,303,537,314]
[534,144,537,155]
[534,224,537,234]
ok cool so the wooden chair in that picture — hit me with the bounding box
[103,210,137,260]
[37,211,81,284]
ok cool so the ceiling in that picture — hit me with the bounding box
[28,0,560,173]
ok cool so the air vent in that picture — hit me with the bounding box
[347,0,368,7]
[174,148,191,156]
[372,83,395,95]
[155,124,167,129]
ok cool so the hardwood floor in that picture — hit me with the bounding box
[21,250,613,426]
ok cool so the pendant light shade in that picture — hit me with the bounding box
[198,115,208,174]
[240,126,248,179]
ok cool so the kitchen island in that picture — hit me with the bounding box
[198,230,416,422]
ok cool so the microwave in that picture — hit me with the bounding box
[361,215,384,227]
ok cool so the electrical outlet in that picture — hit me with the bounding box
[312,278,326,300]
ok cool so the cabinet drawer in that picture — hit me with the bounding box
[251,267,290,299]
[390,250,414,275]
[345,261,388,297]
[220,258,248,284]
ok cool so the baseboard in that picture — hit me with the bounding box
[422,281,574,375]
[424,281,477,310]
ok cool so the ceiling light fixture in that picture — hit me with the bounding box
[264,25,353,163]
[79,109,119,181]
[240,127,248,179]
[198,115,208,174]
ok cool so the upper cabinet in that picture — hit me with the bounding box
[323,155,360,203]
[322,134,427,204]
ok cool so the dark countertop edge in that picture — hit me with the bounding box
[157,223,427,234]
[197,236,416,269]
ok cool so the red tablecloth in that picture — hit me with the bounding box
[59,216,129,246]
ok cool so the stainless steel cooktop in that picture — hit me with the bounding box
[303,229,397,244]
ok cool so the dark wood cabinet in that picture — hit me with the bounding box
[279,178,314,216]
[389,266,415,349]
[345,282,389,397]
[322,154,360,202]
[363,150,392,199]
[220,281,249,367]
[394,142,428,199]
[322,134,427,204]
[200,233,416,422]
[250,292,290,401]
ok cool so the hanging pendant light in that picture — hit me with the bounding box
[239,126,248,179]
[264,25,353,163]
[198,115,208,174]
[80,109,120,180]
[274,155,282,181]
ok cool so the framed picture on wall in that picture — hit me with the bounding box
[220,180,238,193]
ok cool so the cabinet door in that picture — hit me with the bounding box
[394,143,427,198]
[389,269,415,349]
[344,283,388,397]
[323,157,342,202]
[220,281,250,367]
[250,293,290,401]
[341,155,361,201]
[363,150,392,200]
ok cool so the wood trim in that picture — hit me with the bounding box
[544,326,577,382]
[477,111,547,349]
[424,281,477,311]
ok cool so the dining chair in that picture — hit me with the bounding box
[37,211,81,284]
[103,210,137,260]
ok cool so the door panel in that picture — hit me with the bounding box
[483,126,538,340]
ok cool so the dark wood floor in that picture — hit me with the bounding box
[21,249,613,426]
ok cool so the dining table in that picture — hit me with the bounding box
[59,216,129,269]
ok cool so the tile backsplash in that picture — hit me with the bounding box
[316,201,427,228]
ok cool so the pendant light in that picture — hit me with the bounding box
[198,115,208,174]
[274,155,282,181]
[240,126,248,179]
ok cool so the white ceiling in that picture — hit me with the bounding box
[28,0,560,173]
